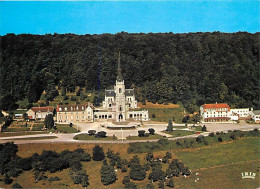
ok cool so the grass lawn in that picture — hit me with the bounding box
[175,137,260,170]
[142,108,185,123]
[3,136,57,141]
[194,126,203,131]
[126,134,165,140]
[50,124,78,133]
[174,160,260,189]
[3,127,31,132]
[31,123,44,131]
[0,131,47,137]
[73,133,117,140]
[173,126,188,129]
[164,130,196,137]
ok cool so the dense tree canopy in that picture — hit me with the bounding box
[0,32,259,111]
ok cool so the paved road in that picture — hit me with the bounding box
[1,120,259,144]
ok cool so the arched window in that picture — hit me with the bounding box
[119,106,122,111]
[119,88,122,93]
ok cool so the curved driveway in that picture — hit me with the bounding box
[1,120,259,144]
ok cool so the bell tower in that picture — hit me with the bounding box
[115,52,126,122]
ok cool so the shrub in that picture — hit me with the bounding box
[48,176,61,182]
[12,183,22,188]
[166,178,174,188]
[88,130,96,135]
[230,133,237,140]
[18,158,32,171]
[209,132,214,137]
[92,145,105,161]
[96,131,107,138]
[176,141,182,147]
[146,152,154,162]
[4,176,13,185]
[100,165,117,185]
[218,137,223,142]
[148,167,166,182]
[70,160,82,172]
[158,180,165,189]
[69,170,89,187]
[122,176,130,184]
[196,135,204,143]
[148,128,155,135]
[202,125,207,131]
[138,130,146,137]
[158,139,169,146]
[129,166,146,181]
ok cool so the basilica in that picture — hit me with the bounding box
[56,53,149,123]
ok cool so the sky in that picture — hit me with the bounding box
[0,1,259,35]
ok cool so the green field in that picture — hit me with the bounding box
[3,127,30,132]
[126,134,165,140]
[4,136,57,141]
[73,133,117,140]
[176,137,260,170]
[50,124,78,133]
[143,108,185,123]
[174,160,260,189]
[163,130,196,137]
[0,131,48,137]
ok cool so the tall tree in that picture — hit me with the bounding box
[92,145,105,161]
[166,119,173,132]
[44,114,54,129]
[100,164,117,185]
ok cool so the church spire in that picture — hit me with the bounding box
[117,52,123,81]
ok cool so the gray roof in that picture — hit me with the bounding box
[125,89,134,96]
[106,90,115,97]
[252,110,260,115]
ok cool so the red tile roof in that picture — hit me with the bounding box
[202,103,230,110]
[31,107,54,112]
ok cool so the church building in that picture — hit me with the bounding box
[56,53,149,123]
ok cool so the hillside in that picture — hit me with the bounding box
[0,32,259,112]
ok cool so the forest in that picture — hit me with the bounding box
[0,32,259,112]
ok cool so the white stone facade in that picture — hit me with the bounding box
[56,53,149,123]
[249,110,260,123]
[230,108,250,118]
[200,103,232,122]
[27,107,54,120]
